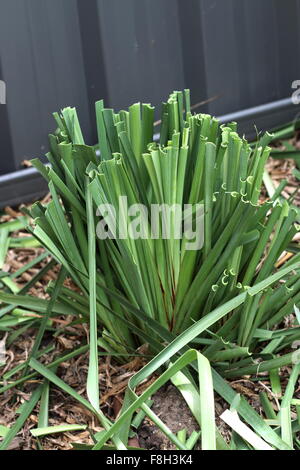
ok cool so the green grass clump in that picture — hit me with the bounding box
[25,91,300,355]
[1,90,300,450]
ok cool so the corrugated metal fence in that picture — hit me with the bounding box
[0,0,300,188]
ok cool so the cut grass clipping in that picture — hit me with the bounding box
[0,90,300,450]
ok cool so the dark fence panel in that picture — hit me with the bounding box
[0,0,91,172]
[0,0,300,204]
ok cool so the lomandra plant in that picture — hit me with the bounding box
[25,91,300,353]
[1,91,300,450]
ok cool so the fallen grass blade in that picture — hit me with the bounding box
[220,409,274,450]
[31,424,87,438]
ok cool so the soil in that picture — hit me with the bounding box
[138,384,199,450]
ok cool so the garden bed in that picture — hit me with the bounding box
[0,92,300,451]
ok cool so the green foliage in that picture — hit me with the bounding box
[27,90,300,358]
[1,91,300,450]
